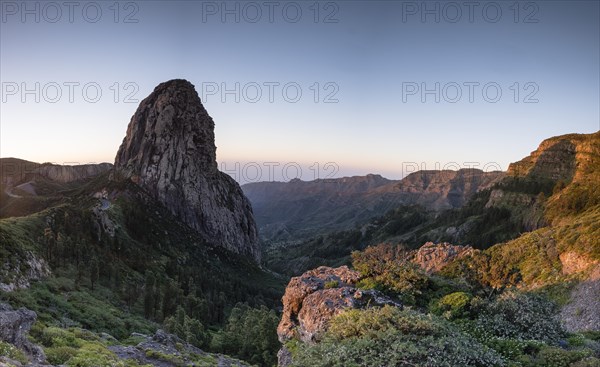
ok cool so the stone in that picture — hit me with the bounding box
[412,242,475,273]
[0,252,51,292]
[0,303,46,365]
[277,346,292,367]
[277,266,400,344]
[114,79,260,262]
[109,330,251,367]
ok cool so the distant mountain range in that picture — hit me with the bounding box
[242,169,504,244]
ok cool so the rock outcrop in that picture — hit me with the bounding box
[110,329,251,367]
[114,79,260,261]
[412,242,476,273]
[507,132,600,182]
[0,303,46,365]
[277,266,400,344]
[0,251,51,292]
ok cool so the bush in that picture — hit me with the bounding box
[324,280,339,289]
[352,244,430,305]
[473,292,564,343]
[536,346,592,367]
[430,292,472,320]
[292,306,506,367]
[45,346,78,364]
[0,341,29,364]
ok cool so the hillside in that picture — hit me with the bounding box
[265,132,600,277]
[0,80,285,367]
[243,169,503,245]
[276,131,600,367]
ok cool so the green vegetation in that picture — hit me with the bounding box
[0,341,29,364]
[290,306,506,367]
[210,303,280,366]
[31,326,149,367]
[164,306,210,348]
[352,243,430,305]
[289,253,600,367]
[0,175,284,366]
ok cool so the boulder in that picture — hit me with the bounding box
[277,266,400,344]
[412,242,475,273]
[0,303,46,365]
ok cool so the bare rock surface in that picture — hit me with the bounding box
[0,252,51,292]
[109,330,251,367]
[0,303,46,365]
[411,242,475,273]
[114,79,259,261]
[277,266,400,344]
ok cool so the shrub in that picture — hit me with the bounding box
[324,280,339,289]
[45,346,78,364]
[352,244,431,305]
[430,292,472,320]
[0,341,29,364]
[473,292,564,344]
[292,306,506,367]
[536,346,592,367]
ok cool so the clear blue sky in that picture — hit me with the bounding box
[1,0,598,182]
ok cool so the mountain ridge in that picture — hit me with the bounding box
[243,168,504,244]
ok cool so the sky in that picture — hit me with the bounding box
[1,0,599,183]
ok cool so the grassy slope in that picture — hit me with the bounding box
[0,172,284,335]
[442,132,600,292]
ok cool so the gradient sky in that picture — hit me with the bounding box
[1,0,599,183]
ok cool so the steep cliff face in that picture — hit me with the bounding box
[507,132,600,182]
[114,79,260,262]
[396,169,505,210]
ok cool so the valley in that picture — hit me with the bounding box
[0,80,599,367]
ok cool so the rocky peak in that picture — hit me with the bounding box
[114,79,260,262]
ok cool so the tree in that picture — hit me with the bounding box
[164,306,209,348]
[144,272,156,319]
[211,303,280,366]
[90,258,99,290]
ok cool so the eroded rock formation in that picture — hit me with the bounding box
[412,242,476,273]
[0,303,46,365]
[277,266,400,344]
[114,79,260,261]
